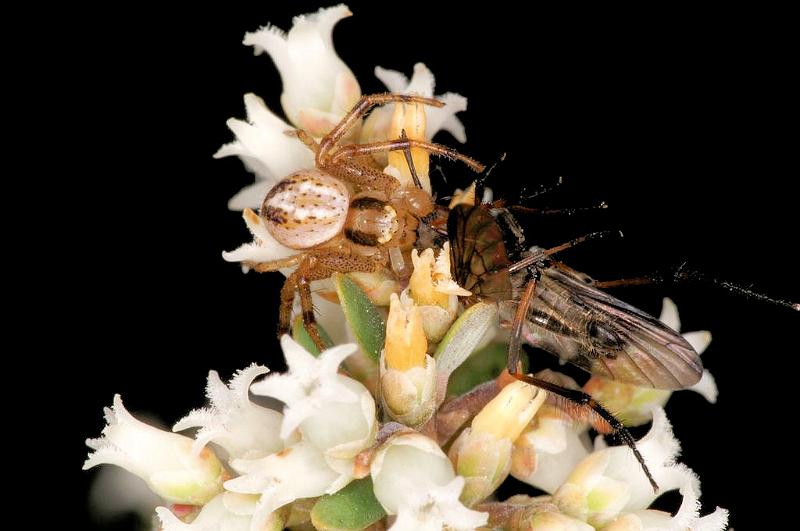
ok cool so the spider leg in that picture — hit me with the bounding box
[324,160,402,195]
[247,253,305,273]
[399,129,422,189]
[279,251,379,351]
[297,274,325,351]
[285,128,320,153]
[329,138,485,173]
[318,93,443,162]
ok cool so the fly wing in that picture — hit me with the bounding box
[521,267,703,389]
[448,204,513,301]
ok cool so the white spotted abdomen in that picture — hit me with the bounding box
[260,170,350,250]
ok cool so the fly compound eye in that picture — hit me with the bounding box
[260,170,350,250]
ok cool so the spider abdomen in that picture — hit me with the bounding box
[260,170,349,250]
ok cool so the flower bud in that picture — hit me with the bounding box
[386,101,430,190]
[369,431,487,531]
[408,244,470,342]
[384,292,428,371]
[450,381,546,506]
[381,293,437,427]
[511,404,592,494]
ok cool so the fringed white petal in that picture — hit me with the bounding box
[226,442,343,517]
[223,208,298,266]
[227,180,274,211]
[84,395,223,504]
[373,63,467,143]
[244,5,359,132]
[689,370,718,403]
[250,336,361,439]
[172,365,282,460]
[659,297,681,332]
[683,331,712,355]
[215,94,314,210]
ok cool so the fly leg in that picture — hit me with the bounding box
[511,371,659,492]
[506,270,659,492]
[589,263,799,311]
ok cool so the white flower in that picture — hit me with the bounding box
[511,403,593,494]
[222,208,298,269]
[225,441,344,529]
[371,432,457,513]
[371,432,486,530]
[249,335,360,439]
[83,395,224,505]
[250,336,376,487]
[244,4,361,136]
[365,62,467,145]
[451,381,547,506]
[553,408,728,530]
[215,93,314,211]
[173,364,284,460]
[391,477,488,531]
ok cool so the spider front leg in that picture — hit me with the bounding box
[317,93,444,163]
[279,250,378,351]
[330,138,485,173]
[320,138,485,199]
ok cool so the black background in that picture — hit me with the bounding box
[59,2,797,529]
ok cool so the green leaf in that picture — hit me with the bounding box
[334,273,385,362]
[292,315,333,356]
[434,302,497,378]
[310,478,386,531]
[447,342,509,396]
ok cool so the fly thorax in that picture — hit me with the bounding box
[344,194,399,247]
[260,170,350,250]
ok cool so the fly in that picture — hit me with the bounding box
[447,200,703,491]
